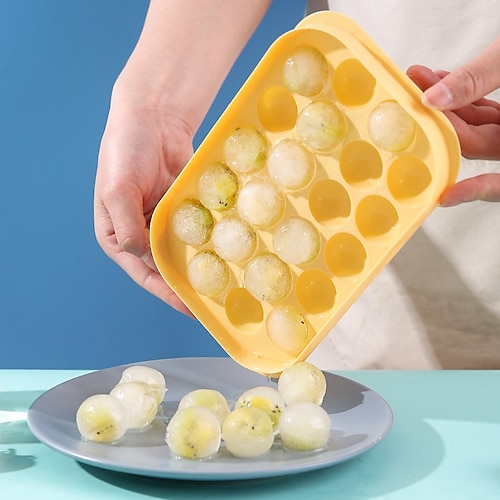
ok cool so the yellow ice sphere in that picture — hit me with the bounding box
[118,365,167,404]
[282,45,329,97]
[236,180,285,228]
[222,406,274,458]
[267,304,308,354]
[109,382,158,430]
[296,100,346,151]
[187,251,230,297]
[278,402,330,451]
[273,216,320,265]
[368,100,416,152]
[166,406,221,460]
[76,394,128,443]
[211,216,257,263]
[178,389,230,427]
[266,138,316,190]
[197,162,239,211]
[244,253,292,302]
[171,199,213,246]
[235,386,285,432]
[223,126,269,174]
[278,361,326,406]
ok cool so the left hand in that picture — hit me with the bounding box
[407,37,500,206]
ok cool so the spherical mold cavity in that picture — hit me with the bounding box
[258,86,298,132]
[325,233,367,278]
[309,179,351,227]
[339,140,383,188]
[333,58,376,107]
[295,269,336,315]
[225,288,264,332]
[355,195,399,239]
[387,155,432,201]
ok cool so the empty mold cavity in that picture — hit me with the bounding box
[324,233,367,278]
[309,179,351,226]
[339,140,383,187]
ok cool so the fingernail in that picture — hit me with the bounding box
[422,82,453,109]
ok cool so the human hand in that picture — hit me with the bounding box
[406,36,500,206]
[94,100,193,315]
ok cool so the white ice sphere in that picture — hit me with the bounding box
[187,250,230,297]
[266,138,316,190]
[273,216,320,265]
[197,162,239,211]
[223,126,269,174]
[266,304,308,354]
[166,406,221,460]
[235,386,285,432]
[278,361,327,406]
[368,100,416,152]
[119,365,167,404]
[211,216,257,263]
[236,180,285,227]
[178,389,230,426]
[278,402,331,451]
[282,45,329,97]
[244,253,292,302]
[222,406,274,458]
[296,100,346,151]
[171,198,213,246]
[76,394,128,443]
[110,382,159,430]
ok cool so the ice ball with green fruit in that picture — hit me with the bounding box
[222,406,274,458]
[278,402,330,451]
[368,100,416,152]
[166,406,221,460]
[267,304,308,354]
[177,389,230,427]
[235,386,285,432]
[171,198,213,246]
[223,126,269,174]
[76,394,128,443]
[118,365,167,405]
[244,253,292,302]
[187,250,230,297]
[278,361,326,406]
[282,45,329,97]
[296,100,346,151]
[197,162,239,211]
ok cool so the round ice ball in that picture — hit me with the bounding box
[187,250,230,297]
[171,199,213,246]
[368,100,416,152]
[273,216,320,265]
[177,389,230,427]
[166,406,221,460]
[118,365,167,404]
[244,253,292,302]
[278,361,326,406]
[296,100,346,151]
[110,382,158,430]
[236,180,285,228]
[211,216,256,263]
[278,402,331,451]
[282,45,329,97]
[197,162,239,211]
[223,126,269,173]
[76,394,128,443]
[267,304,308,354]
[266,138,316,190]
[222,406,274,458]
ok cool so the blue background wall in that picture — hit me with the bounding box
[0,1,307,368]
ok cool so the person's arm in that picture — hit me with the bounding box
[407,36,500,206]
[94,0,271,314]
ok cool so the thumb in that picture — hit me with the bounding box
[422,37,500,110]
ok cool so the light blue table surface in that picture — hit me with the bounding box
[1,367,499,499]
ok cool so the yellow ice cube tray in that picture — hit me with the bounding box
[150,12,460,376]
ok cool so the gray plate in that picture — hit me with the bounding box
[27,357,392,481]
